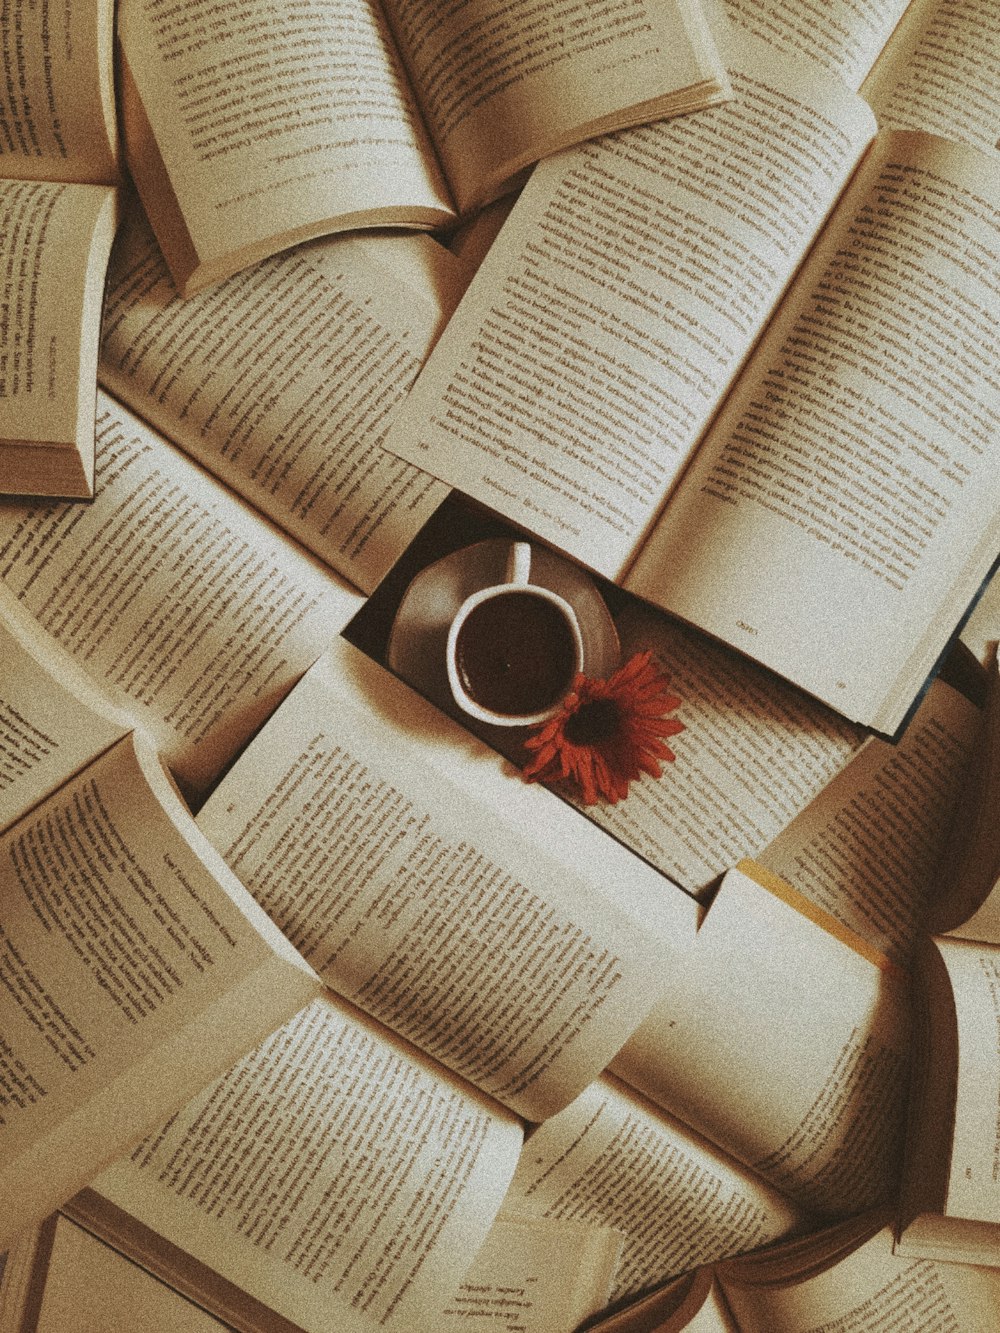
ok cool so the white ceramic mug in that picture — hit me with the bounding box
[446,541,584,727]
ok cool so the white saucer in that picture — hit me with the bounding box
[387,538,620,752]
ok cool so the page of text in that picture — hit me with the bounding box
[0,181,116,450]
[502,1075,804,1303]
[0,734,317,1244]
[119,0,452,288]
[611,864,911,1216]
[0,586,129,834]
[99,214,454,594]
[432,1213,620,1332]
[384,0,721,211]
[90,996,522,1333]
[721,0,909,89]
[0,1,117,182]
[631,133,1000,731]
[197,658,683,1121]
[579,603,861,894]
[383,46,876,578]
[760,679,981,964]
[0,396,349,796]
[862,0,1000,156]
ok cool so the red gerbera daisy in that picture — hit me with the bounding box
[522,650,684,805]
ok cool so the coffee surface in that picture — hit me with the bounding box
[455,590,577,716]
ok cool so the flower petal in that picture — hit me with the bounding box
[521,650,683,804]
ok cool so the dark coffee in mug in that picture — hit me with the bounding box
[454,590,578,717]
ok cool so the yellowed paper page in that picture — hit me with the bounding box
[611,863,911,1216]
[327,636,702,946]
[197,653,690,1121]
[0,2,117,183]
[759,678,981,963]
[575,602,861,894]
[433,1213,622,1332]
[933,939,1000,1226]
[0,733,319,1247]
[0,586,131,834]
[87,995,523,1333]
[721,0,909,89]
[502,1075,805,1305]
[383,45,876,579]
[384,0,729,212]
[629,133,1000,732]
[99,214,456,593]
[862,0,1000,155]
[721,1224,1000,1330]
[0,394,352,797]
[118,0,452,294]
[0,181,117,497]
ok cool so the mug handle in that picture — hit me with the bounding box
[505,540,532,586]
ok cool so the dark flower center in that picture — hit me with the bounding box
[564,698,621,745]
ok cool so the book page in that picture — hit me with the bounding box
[759,678,981,964]
[720,1223,1000,1330]
[721,0,909,89]
[0,394,352,798]
[0,181,116,496]
[329,634,701,943]
[383,46,876,579]
[82,995,523,1333]
[118,0,453,293]
[629,133,1000,732]
[932,939,1000,1227]
[0,585,130,834]
[0,733,319,1247]
[0,1,117,182]
[610,863,911,1216]
[99,213,457,594]
[196,653,689,1121]
[862,0,1000,156]
[434,1213,622,1332]
[572,602,861,894]
[501,1075,806,1306]
[384,0,727,212]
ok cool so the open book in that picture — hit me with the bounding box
[383,30,1000,734]
[4,647,915,1324]
[897,659,1000,1266]
[756,671,983,967]
[53,644,702,1331]
[116,0,730,296]
[96,208,466,595]
[723,0,1000,156]
[586,1210,1000,1331]
[0,594,322,1246]
[0,1211,621,1333]
[586,613,981,908]
[504,858,912,1294]
[560,597,865,894]
[0,3,119,498]
[0,394,354,801]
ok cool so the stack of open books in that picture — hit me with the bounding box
[1,0,998,1329]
